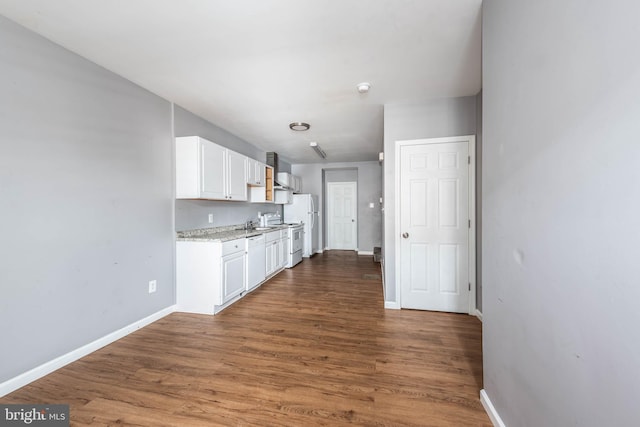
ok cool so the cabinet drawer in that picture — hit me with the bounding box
[222,238,245,256]
[265,230,281,243]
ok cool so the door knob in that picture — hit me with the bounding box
[402,232,409,238]
[352,219,355,222]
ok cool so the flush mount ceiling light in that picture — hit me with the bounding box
[310,142,326,159]
[289,122,310,131]
[356,82,371,93]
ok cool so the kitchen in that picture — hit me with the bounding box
[174,134,318,314]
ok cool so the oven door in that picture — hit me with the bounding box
[289,249,303,268]
[291,228,303,253]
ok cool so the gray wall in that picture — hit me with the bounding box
[291,162,382,253]
[475,91,483,312]
[175,199,279,232]
[174,106,277,231]
[382,97,477,304]
[483,1,640,426]
[0,16,174,383]
[325,168,358,183]
[278,158,292,174]
[174,105,264,160]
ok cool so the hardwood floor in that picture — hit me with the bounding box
[2,251,490,426]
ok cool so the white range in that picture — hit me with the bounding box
[263,211,303,268]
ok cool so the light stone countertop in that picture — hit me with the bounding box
[176,224,289,243]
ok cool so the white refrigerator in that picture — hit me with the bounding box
[284,194,319,257]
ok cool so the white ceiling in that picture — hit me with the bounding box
[0,0,482,164]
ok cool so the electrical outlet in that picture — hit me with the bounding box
[208,213,214,223]
[148,280,157,294]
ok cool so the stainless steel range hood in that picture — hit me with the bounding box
[267,152,296,190]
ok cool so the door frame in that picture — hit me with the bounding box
[394,135,477,315]
[326,181,358,250]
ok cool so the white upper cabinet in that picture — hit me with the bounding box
[226,150,248,201]
[249,165,274,203]
[176,136,247,201]
[293,175,302,193]
[200,140,226,199]
[246,158,266,187]
[256,162,266,186]
[246,158,257,185]
[274,189,293,205]
[276,172,303,194]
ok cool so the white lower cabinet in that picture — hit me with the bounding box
[177,230,287,315]
[265,240,278,276]
[265,230,286,277]
[278,236,287,269]
[177,238,246,314]
[222,250,246,303]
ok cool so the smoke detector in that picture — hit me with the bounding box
[356,82,371,93]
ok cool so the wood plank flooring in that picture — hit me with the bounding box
[2,251,490,426]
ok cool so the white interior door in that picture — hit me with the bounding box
[399,140,470,313]
[327,182,357,250]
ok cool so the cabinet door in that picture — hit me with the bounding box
[246,158,256,184]
[201,140,226,200]
[265,242,274,276]
[221,251,246,304]
[255,162,265,186]
[274,239,281,270]
[278,238,287,269]
[226,150,248,201]
[274,189,293,204]
[293,176,301,193]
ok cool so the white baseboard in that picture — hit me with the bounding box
[384,300,401,309]
[358,250,374,255]
[480,389,506,427]
[475,309,483,322]
[0,305,176,397]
